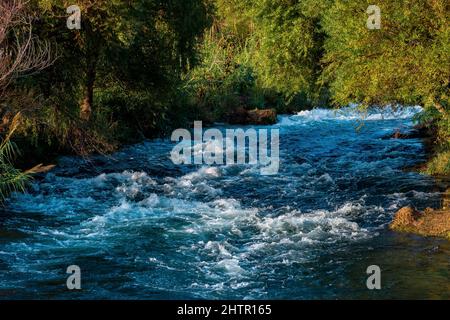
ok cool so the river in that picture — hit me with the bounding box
[1,106,449,299]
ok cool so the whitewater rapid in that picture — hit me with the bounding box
[1,106,448,299]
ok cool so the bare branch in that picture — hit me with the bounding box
[0,0,54,97]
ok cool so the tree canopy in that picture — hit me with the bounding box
[322,0,449,114]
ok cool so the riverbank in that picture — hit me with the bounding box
[390,207,450,239]
[388,119,450,240]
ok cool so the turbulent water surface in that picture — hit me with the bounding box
[1,106,449,299]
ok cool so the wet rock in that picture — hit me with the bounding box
[390,206,450,239]
[227,107,248,125]
[227,108,277,125]
[0,229,29,243]
[385,121,436,140]
[387,129,422,139]
[247,109,277,125]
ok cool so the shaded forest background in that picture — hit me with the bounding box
[0,0,449,199]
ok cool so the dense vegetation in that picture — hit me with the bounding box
[0,0,449,199]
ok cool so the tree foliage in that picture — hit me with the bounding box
[322,0,449,114]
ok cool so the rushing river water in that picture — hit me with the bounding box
[1,106,449,300]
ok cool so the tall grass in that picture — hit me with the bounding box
[0,113,54,202]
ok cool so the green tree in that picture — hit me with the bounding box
[35,0,210,121]
[246,0,331,103]
[322,0,449,114]
[322,0,449,174]
[36,0,133,120]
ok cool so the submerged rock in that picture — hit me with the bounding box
[227,108,277,125]
[390,206,450,239]
[389,130,422,139]
[385,121,436,140]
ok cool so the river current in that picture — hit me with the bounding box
[1,106,449,299]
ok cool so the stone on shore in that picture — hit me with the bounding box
[228,108,277,125]
[390,206,450,239]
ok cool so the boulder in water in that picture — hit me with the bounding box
[228,108,277,125]
[247,109,277,125]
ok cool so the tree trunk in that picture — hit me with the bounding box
[80,63,96,121]
[80,24,100,121]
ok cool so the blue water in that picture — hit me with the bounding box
[1,106,449,299]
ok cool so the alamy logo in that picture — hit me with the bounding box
[170,121,279,175]
[67,5,81,30]
[366,265,381,290]
[366,5,381,30]
[66,265,81,290]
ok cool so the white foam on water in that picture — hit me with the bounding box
[5,165,380,263]
[215,259,245,275]
[277,105,423,125]
[162,166,223,197]
[255,203,371,244]
[181,166,221,181]
[1,106,437,298]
